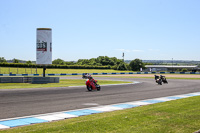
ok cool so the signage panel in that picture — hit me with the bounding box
[36,28,52,65]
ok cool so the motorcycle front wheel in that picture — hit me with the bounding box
[87,86,92,91]
[97,85,101,91]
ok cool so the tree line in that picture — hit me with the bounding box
[0,56,146,71]
[52,56,145,71]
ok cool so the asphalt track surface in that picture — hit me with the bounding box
[0,77,200,120]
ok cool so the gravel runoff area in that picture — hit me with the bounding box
[96,74,200,78]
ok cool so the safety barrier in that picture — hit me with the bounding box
[0,72,200,76]
[0,77,59,83]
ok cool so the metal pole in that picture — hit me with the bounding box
[172,58,173,72]
[122,52,124,62]
[43,66,46,77]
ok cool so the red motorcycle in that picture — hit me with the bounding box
[85,77,101,91]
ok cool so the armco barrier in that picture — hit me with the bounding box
[0,72,200,77]
[0,77,59,83]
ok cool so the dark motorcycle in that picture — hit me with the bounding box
[154,75,162,85]
[82,73,90,79]
[160,75,168,84]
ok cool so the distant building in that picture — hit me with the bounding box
[145,65,198,72]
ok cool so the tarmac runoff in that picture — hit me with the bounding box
[1,91,200,130]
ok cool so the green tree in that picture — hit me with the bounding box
[65,61,75,65]
[77,59,90,65]
[26,60,32,65]
[117,62,128,70]
[13,58,19,63]
[129,58,145,71]
[0,57,6,63]
[96,56,122,66]
[89,58,97,65]
[76,56,124,66]
[181,68,188,72]
[52,58,65,65]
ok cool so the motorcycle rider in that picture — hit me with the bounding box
[154,75,159,80]
[85,75,100,91]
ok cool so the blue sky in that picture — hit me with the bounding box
[0,0,200,61]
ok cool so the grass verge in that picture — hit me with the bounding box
[1,96,200,133]
[0,67,132,75]
[0,79,132,89]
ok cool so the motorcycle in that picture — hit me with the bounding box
[82,73,90,79]
[154,75,162,85]
[160,75,168,84]
[85,77,101,91]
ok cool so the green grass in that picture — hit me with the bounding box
[0,67,133,74]
[1,96,200,133]
[0,79,132,89]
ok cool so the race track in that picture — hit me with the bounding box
[0,76,200,120]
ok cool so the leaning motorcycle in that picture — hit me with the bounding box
[160,75,168,84]
[154,75,162,85]
[85,78,101,91]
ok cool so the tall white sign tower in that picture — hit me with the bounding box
[36,28,52,77]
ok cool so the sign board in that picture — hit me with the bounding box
[36,28,52,65]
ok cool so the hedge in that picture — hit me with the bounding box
[0,63,111,69]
